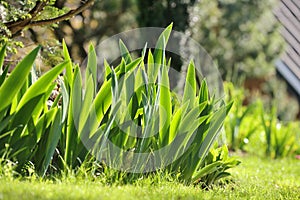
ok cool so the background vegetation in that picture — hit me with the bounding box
[1,0,298,120]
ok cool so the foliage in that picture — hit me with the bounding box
[224,83,300,158]
[0,44,67,175]
[193,145,240,188]
[58,24,235,184]
[224,82,260,151]
[189,0,285,80]
[261,106,300,159]
[0,25,237,186]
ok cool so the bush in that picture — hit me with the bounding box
[0,24,239,186]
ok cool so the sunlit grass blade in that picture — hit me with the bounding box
[183,60,197,108]
[159,64,171,145]
[86,44,97,91]
[62,40,73,84]
[119,39,132,64]
[60,78,69,122]
[199,79,209,104]
[147,49,155,82]
[65,66,82,166]
[104,59,112,81]
[154,23,173,64]
[153,23,172,81]
[134,68,144,104]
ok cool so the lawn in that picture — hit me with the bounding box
[1,155,299,200]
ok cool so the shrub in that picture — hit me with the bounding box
[0,24,238,186]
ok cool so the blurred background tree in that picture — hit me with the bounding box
[188,0,285,81]
[188,0,298,120]
[0,0,95,69]
[137,0,196,32]
[0,0,286,73]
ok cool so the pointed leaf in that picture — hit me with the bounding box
[17,61,66,110]
[86,44,97,90]
[159,65,171,145]
[0,46,40,112]
[183,60,197,107]
[119,39,132,64]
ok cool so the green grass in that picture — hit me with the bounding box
[210,155,300,199]
[1,155,300,200]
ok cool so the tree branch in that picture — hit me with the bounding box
[3,0,95,37]
[5,1,49,36]
[29,0,95,27]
